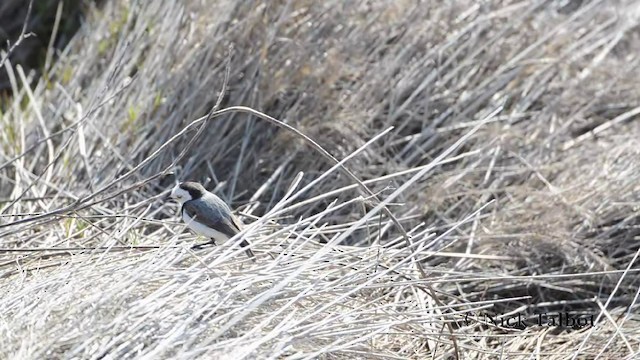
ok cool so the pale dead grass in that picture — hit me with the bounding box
[1,0,640,359]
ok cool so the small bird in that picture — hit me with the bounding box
[170,181,255,261]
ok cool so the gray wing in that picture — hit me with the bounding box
[182,198,241,238]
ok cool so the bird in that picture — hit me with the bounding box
[170,181,255,261]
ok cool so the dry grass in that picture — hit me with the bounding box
[1,0,640,359]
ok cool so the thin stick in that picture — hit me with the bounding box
[0,0,35,70]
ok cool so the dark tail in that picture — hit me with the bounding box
[240,239,256,262]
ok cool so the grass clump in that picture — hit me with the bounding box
[1,1,639,359]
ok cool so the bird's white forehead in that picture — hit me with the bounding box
[170,185,191,202]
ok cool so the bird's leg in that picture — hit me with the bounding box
[192,238,217,250]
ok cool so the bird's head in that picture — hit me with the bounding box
[170,181,205,204]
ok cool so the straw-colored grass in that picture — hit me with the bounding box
[1,0,640,359]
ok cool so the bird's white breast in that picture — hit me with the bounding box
[182,210,230,244]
